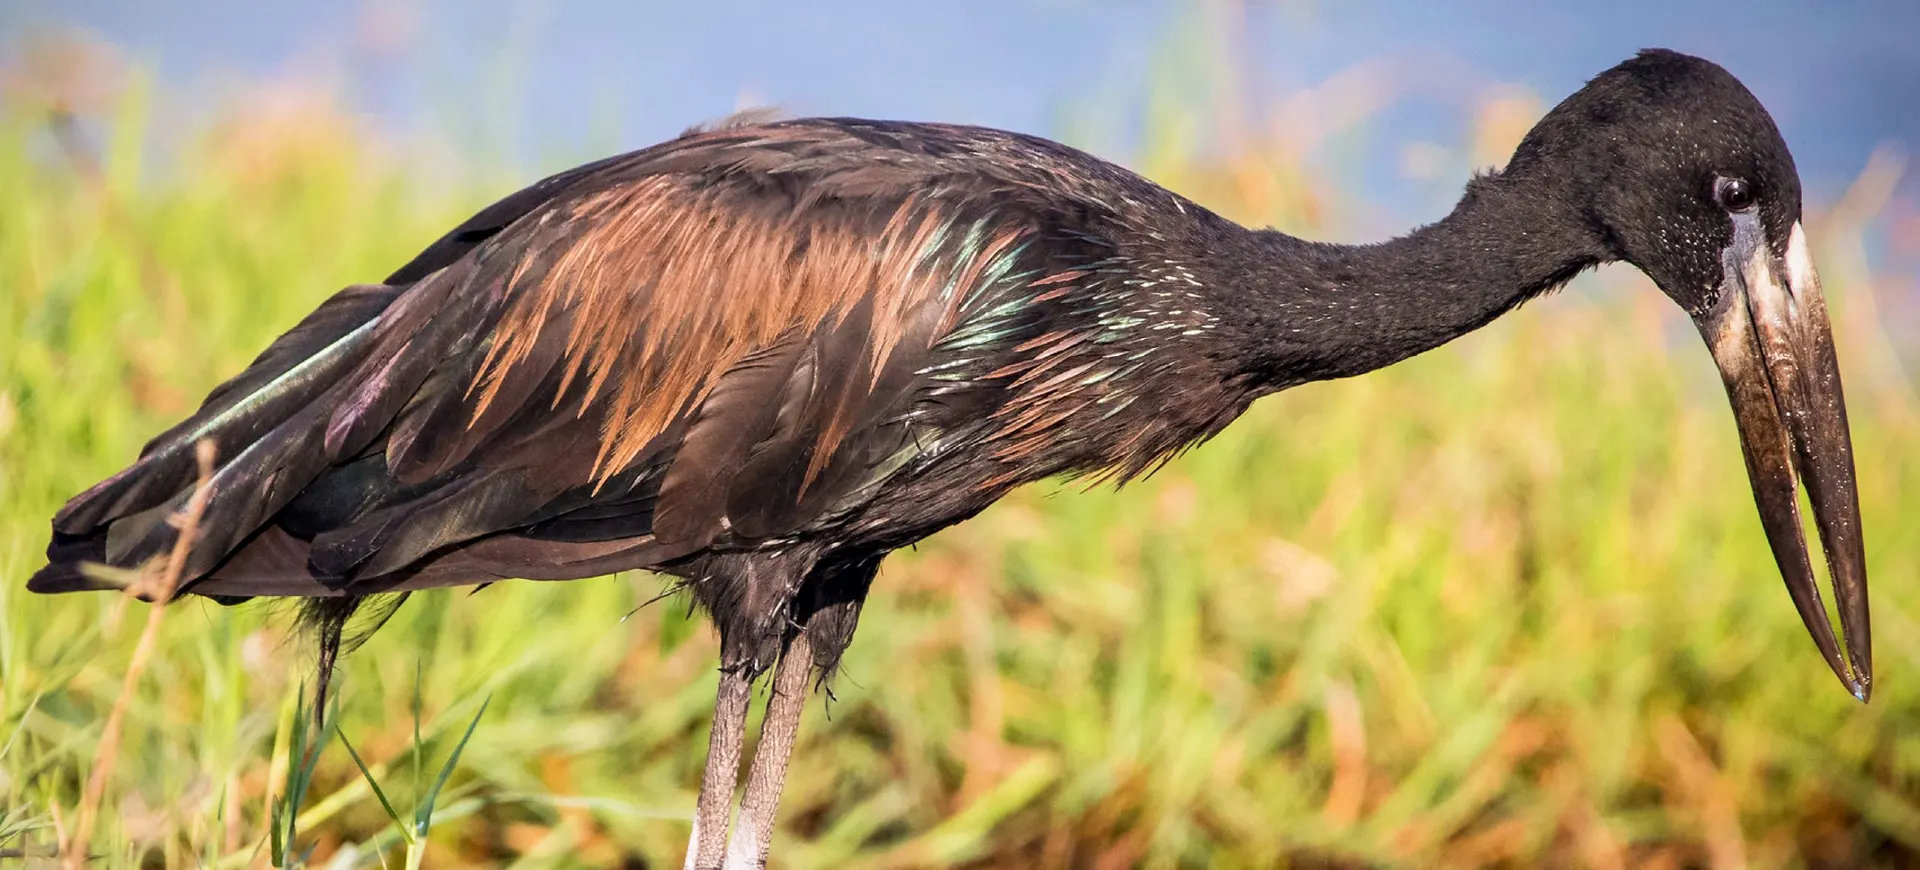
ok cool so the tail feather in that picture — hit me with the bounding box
[38,283,406,598]
[108,398,345,582]
[25,531,113,594]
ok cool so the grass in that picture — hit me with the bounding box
[4,40,1920,870]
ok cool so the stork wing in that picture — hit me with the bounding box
[35,119,1110,599]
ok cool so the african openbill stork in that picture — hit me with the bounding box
[32,49,1870,867]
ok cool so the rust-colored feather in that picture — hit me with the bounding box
[466,153,1040,490]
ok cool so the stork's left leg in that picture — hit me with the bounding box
[686,666,753,870]
[724,631,816,868]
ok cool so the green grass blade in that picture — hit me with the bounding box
[416,694,491,835]
[269,795,287,867]
[336,726,412,842]
[411,660,424,819]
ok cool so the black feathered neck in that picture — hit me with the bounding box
[1208,164,1608,390]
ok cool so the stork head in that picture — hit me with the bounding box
[1516,49,1871,699]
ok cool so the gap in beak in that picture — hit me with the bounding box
[1790,480,1860,693]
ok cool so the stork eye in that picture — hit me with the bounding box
[1716,177,1756,213]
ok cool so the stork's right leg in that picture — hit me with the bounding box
[725,632,816,868]
[686,666,753,870]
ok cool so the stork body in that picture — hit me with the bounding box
[31,51,1872,868]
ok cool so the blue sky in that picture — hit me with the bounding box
[5,0,1915,217]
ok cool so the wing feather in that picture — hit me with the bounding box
[36,118,1124,601]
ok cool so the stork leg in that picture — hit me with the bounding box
[724,633,816,868]
[686,666,753,870]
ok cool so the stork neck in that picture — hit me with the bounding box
[1222,171,1608,388]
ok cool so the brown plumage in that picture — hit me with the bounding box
[35,116,1235,629]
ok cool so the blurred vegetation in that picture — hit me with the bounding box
[4,16,1920,870]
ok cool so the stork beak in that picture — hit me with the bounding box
[1694,217,1871,701]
